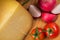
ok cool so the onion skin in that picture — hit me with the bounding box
[38,0,56,12]
[41,12,57,23]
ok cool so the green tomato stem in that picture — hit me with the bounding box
[21,0,30,6]
[47,28,54,37]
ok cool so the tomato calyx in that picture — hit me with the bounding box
[44,23,59,39]
[31,27,45,40]
[47,28,54,36]
[32,27,40,40]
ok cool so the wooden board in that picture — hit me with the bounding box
[24,0,60,40]
[24,15,60,40]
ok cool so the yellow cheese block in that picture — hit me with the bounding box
[0,0,16,1]
[0,1,33,40]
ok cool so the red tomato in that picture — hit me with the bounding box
[31,27,45,40]
[44,23,59,39]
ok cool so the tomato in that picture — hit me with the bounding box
[44,23,59,39]
[31,27,45,40]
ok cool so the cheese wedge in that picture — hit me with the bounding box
[0,1,33,40]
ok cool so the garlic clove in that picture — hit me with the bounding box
[29,5,41,18]
[51,4,60,14]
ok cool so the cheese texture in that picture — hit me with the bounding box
[0,0,16,1]
[0,1,33,40]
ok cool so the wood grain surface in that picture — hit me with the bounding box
[24,0,60,40]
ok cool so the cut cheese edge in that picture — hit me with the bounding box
[0,1,33,40]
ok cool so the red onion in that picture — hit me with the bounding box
[41,12,57,23]
[38,0,56,12]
